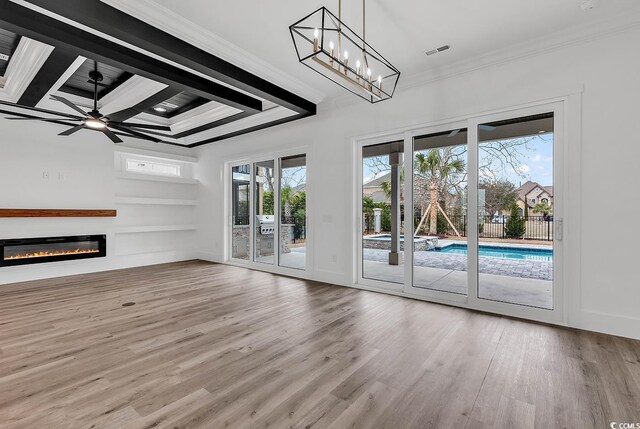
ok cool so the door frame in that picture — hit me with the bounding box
[354,98,569,325]
[401,119,470,305]
[228,160,253,265]
[225,147,311,276]
[464,101,565,323]
[355,131,406,293]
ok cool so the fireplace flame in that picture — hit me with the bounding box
[5,248,100,260]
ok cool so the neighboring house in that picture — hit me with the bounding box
[362,173,392,203]
[509,180,553,217]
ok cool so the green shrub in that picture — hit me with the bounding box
[504,204,526,238]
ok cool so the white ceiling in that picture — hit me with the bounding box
[140,0,640,100]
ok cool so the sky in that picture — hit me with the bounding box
[363,133,554,188]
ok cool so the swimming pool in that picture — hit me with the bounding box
[437,243,553,261]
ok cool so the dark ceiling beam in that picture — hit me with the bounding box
[188,112,314,148]
[0,1,262,114]
[24,0,316,116]
[106,87,181,122]
[17,48,78,107]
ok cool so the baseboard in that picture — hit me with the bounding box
[198,251,223,263]
[572,309,640,340]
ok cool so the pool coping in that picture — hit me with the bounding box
[437,239,553,251]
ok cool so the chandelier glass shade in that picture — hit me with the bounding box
[289,7,400,103]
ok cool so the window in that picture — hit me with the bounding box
[125,159,180,177]
[541,198,549,204]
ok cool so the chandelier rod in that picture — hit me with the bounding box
[338,0,342,58]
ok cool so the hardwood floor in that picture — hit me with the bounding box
[0,260,638,428]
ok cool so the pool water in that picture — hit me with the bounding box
[437,243,553,262]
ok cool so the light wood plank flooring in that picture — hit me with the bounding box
[0,260,639,428]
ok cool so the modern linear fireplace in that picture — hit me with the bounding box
[0,235,106,267]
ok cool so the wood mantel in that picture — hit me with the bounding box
[0,209,117,218]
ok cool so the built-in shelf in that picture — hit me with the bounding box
[115,172,198,185]
[113,225,197,234]
[0,209,117,218]
[114,197,197,206]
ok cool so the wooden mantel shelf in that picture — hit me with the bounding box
[0,209,117,218]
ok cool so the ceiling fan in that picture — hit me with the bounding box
[4,62,170,143]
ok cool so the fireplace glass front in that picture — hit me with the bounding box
[0,235,106,267]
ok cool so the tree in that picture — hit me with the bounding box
[415,150,465,234]
[280,185,294,218]
[504,204,526,239]
[479,179,518,217]
[532,201,552,218]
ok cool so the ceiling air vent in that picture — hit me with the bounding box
[0,54,10,61]
[425,45,450,56]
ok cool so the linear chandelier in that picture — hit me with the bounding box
[289,0,400,103]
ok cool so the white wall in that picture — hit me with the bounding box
[0,119,199,284]
[195,26,640,339]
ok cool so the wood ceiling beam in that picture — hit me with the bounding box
[0,1,263,114]
[106,87,181,122]
[17,48,78,107]
[24,0,316,116]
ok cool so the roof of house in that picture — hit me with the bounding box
[363,172,391,188]
[516,180,553,208]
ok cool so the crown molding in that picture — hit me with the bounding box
[103,0,326,105]
[0,37,53,102]
[400,10,640,93]
[329,9,640,110]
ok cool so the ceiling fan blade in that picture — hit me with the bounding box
[102,128,123,144]
[112,122,171,131]
[59,125,85,136]
[479,124,497,132]
[109,124,161,143]
[50,95,90,117]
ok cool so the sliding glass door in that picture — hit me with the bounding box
[411,128,468,295]
[228,154,307,271]
[357,102,563,321]
[279,155,307,270]
[360,140,404,286]
[254,160,275,265]
[230,164,250,261]
[475,112,557,310]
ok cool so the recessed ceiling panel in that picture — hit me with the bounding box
[0,28,20,76]
[59,59,132,100]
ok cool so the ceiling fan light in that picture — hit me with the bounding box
[85,118,107,129]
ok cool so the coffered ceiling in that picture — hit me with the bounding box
[0,0,317,147]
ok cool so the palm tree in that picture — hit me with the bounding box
[380,167,405,200]
[415,150,465,234]
[532,201,552,219]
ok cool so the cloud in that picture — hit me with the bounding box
[514,164,530,175]
[531,154,552,163]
